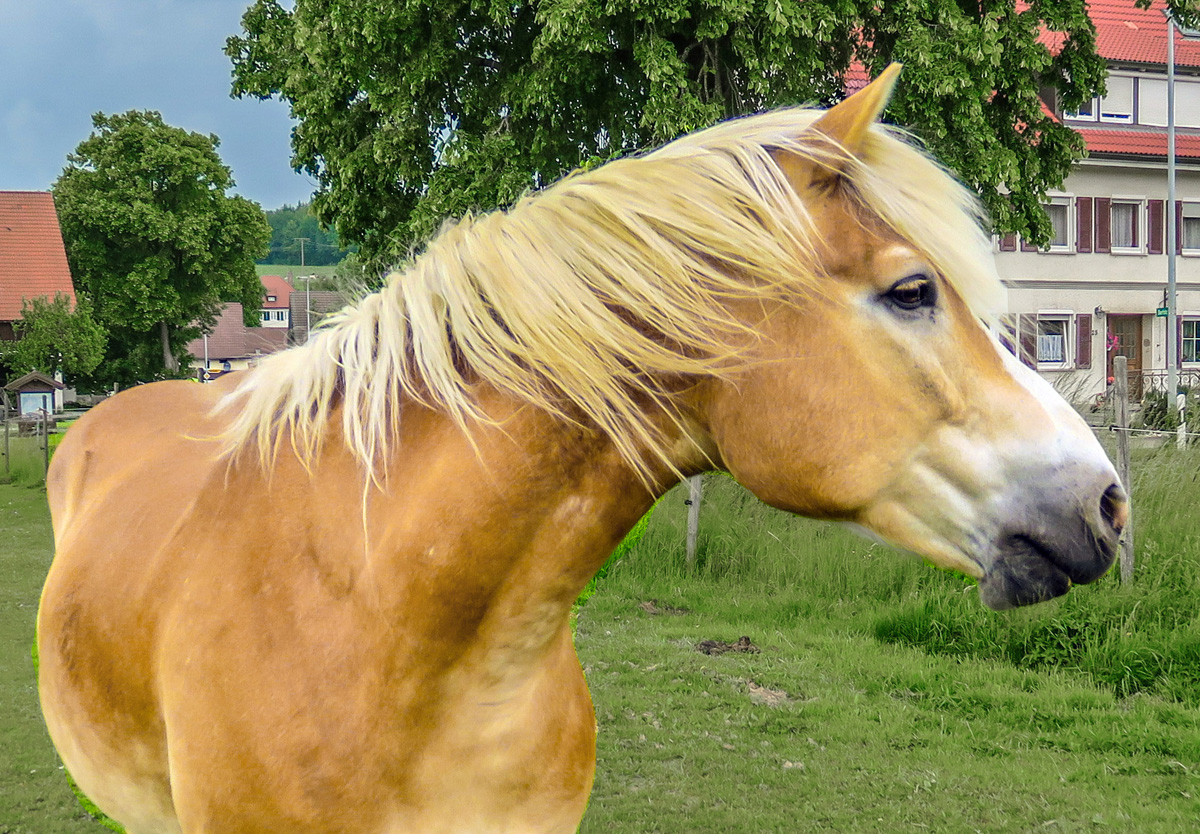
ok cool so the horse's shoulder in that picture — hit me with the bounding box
[48,379,231,536]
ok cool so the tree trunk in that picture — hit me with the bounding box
[160,321,178,372]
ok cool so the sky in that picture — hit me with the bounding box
[0,0,314,211]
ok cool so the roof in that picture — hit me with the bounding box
[1076,126,1200,158]
[0,191,76,321]
[259,274,292,309]
[1091,0,1200,69]
[185,304,289,362]
[289,290,350,345]
[4,371,64,391]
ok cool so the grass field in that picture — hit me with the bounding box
[3,443,1199,832]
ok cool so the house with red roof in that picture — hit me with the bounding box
[258,274,292,329]
[0,191,77,407]
[999,0,1200,398]
[185,276,292,378]
[0,191,76,342]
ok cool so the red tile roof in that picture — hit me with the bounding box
[259,274,292,309]
[1091,0,1200,68]
[1040,1,1200,68]
[1077,126,1200,158]
[0,191,76,321]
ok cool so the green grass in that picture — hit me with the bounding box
[0,485,106,833]
[2,435,50,489]
[575,452,1200,831]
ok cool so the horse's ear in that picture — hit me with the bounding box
[774,63,902,192]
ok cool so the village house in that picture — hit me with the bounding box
[1001,0,1200,399]
[0,191,78,410]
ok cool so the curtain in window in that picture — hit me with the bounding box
[1111,203,1137,248]
[1047,203,1069,247]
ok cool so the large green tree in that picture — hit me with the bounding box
[227,0,1200,269]
[1,293,106,381]
[53,111,271,385]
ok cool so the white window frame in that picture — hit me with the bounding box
[1183,317,1200,365]
[1064,98,1097,121]
[1041,194,1075,253]
[260,310,271,323]
[1110,197,1146,255]
[1181,202,1200,256]
[1036,312,1073,369]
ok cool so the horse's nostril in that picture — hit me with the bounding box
[1100,483,1129,534]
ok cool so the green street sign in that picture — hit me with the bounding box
[1157,307,1170,318]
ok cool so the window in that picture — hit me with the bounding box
[1099,75,1134,123]
[267,295,277,302]
[1110,200,1142,251]
[1182,203,1200,253]
[1037,317,1070,365]
[1185,320,1200,363]
[274,310,287,322]
[1043,196,1073,252]
[261,310,270,323]
[1065,96,1096,121]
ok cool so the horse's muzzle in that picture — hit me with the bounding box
[978,481,1128,611]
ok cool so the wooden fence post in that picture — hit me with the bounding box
[685,474,702,570]
[1114,356,1134,583]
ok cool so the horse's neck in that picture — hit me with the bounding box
[325,393,661,684]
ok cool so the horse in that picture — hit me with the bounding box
[38,65,1126,834]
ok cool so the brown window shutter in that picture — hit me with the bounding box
[1149,200,1164,254]
[1095,197,1112,253]
[1019,313,1038,368]
[1076,313,1092,368]
[1077,197,1093,252]
[999,234,1017,251]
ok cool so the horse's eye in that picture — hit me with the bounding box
[884,276,937,311]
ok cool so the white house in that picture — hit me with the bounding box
[999,0,1200,399]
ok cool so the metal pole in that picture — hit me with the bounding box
[1114,356,1134,583]
[1168,14,1180,401]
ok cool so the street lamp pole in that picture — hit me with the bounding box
[1167,14,1179,401]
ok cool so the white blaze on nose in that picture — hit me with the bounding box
[991,337,1117,475]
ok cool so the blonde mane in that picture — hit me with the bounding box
[220,108,1003,480]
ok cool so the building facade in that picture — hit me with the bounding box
[999,0,1200,399]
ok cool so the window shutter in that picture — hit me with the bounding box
[1077,197,1093,252]
[1149,199,1164,254]
[1180,318,1186,370]
[999,234,1017,251]
[1019,313,1038,368]
[1095,197,1112,253]
[1075,313,1092,368]
[1020,236,1039,253]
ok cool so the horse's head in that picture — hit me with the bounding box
[695,67,1127,610]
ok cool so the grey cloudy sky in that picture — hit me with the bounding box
[1,0,314,210]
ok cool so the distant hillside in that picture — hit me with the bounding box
[260,202,355,266]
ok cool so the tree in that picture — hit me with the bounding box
[53,111,271,384]
[227,0,1200,268]
[1,293,106,381]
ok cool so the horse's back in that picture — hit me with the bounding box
[40,378,233,834]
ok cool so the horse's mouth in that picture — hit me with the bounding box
[978,532,1116,611]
